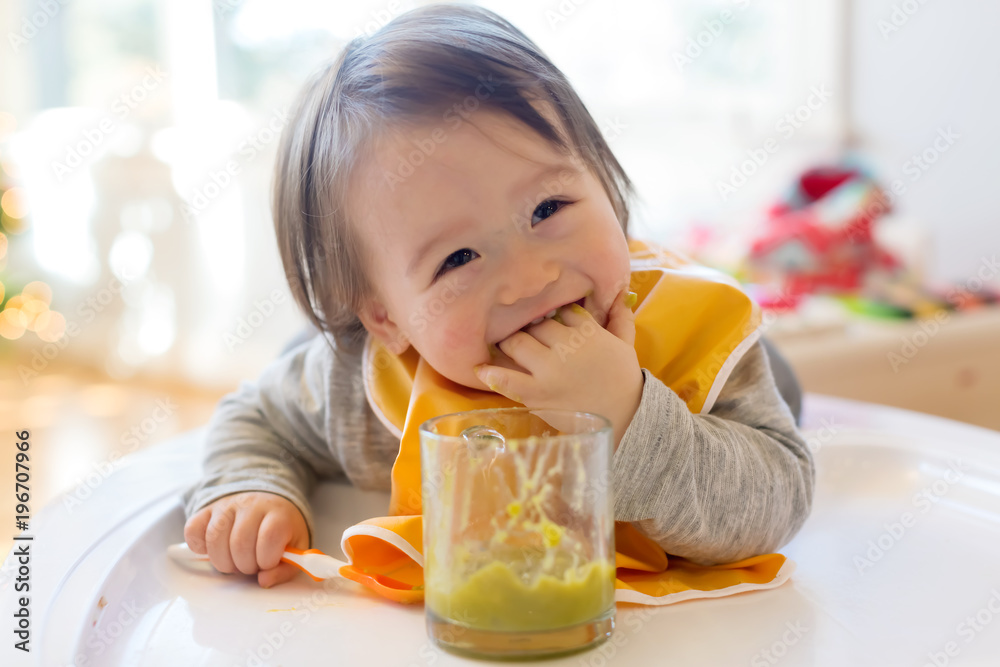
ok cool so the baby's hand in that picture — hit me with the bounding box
[184,491,309,588]
[474,287,643,451]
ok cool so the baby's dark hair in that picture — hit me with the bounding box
[272,3,635,359]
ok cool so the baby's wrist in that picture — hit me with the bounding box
[610,368,644,452]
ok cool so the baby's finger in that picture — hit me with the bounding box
[605,290,637,346]
[258,562,300,589]
[205,506,237,574]
[256,511,296,571]
[184,508,212,554]
[496,330,550,371]
[230,509,265,575]
[474,363,526,404]
[557,302,593,326]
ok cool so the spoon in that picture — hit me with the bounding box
[166,542,423,603]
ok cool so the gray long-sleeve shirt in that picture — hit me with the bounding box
[182,331,814,565]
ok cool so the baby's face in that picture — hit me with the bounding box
[352,109,631,391]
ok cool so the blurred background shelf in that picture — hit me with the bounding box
[768,306,1000,431]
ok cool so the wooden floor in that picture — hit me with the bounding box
[0,360,229,562]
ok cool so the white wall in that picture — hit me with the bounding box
[850,0,1000,285]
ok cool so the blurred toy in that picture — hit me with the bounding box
[744,162,902,304]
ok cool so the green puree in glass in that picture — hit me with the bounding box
[427,556,616,632]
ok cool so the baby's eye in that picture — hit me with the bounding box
[434,199,569,278]
[531,199,569,225]
[436,248,479,278]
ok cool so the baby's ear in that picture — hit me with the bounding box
[357,299,410,356]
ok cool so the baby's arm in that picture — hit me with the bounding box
[611,339,815,564]
[182,333,347,587]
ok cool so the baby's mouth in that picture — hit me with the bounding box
[487,296,592,371]
[516,296,587,334]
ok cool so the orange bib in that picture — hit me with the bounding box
[336,238,794,604]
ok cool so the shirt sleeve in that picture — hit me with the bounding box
[610,339,816,565]
[180,333,349,545]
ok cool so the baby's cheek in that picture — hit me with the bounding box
[438,322,480,354]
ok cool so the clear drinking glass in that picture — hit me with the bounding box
[419,407,616,660]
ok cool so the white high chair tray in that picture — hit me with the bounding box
[3,394,1000,666]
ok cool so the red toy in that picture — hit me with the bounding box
[746,163,902,307]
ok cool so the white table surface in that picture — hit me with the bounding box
[3,394,1000,666]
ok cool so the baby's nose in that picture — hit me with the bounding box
[496,253,560,305]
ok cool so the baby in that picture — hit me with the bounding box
[183,4,814,589]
